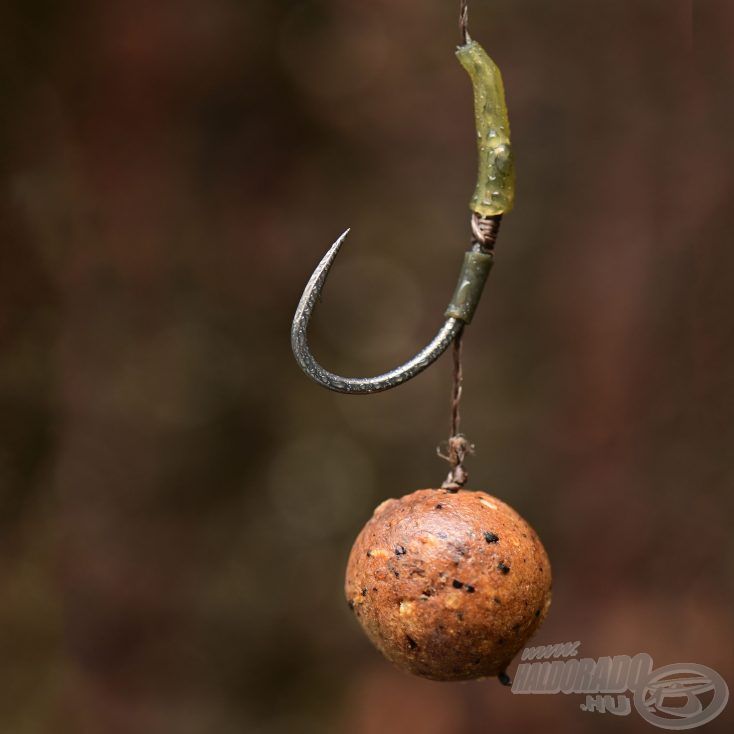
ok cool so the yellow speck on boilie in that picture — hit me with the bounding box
[456,40,515,216]
[367,549,390,559]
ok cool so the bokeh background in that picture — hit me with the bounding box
[1,0,733,732]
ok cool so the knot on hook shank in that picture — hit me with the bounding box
[439,435,475,491]
[471,213,502,249]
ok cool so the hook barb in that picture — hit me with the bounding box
[291,229,465,394]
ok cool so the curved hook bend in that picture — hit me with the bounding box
[291,229,493,394]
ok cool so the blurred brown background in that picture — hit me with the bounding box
[1,0,732,732]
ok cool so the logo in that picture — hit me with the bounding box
[512,642,728,729]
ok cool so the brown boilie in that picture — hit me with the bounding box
[345,488,552,681]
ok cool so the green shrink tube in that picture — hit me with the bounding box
[456,40,515,216]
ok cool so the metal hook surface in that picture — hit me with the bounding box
[291,225,497,394]
[291,230,464,394]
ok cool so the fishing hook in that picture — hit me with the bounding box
[291,1,514,394]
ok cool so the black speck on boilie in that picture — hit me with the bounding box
[494,596,502,604]
[395,545,407,556]
[465,584,475,593]
[435,503,443,509]
[348,600,355,610]
[361,588,367,596]
[535,609,541,617]
[498,562,510,575]
[452,579,463,589]
[406,635,418,650]
[484,531,499,543]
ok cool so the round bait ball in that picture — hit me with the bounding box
[345,488,551,681]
